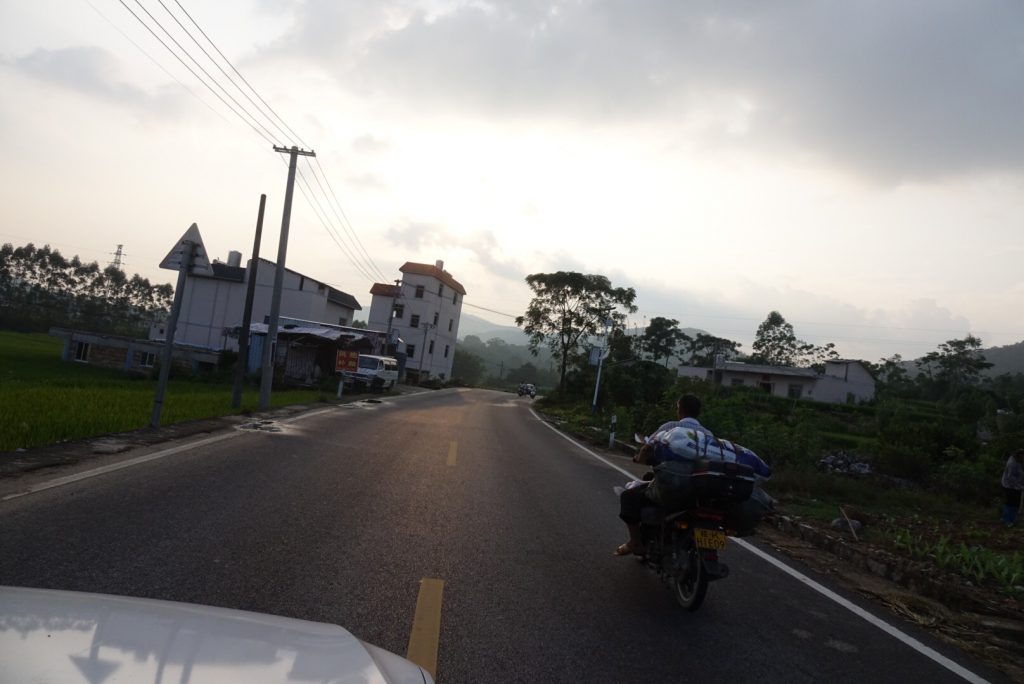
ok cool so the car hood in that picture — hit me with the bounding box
[0,586,431,684]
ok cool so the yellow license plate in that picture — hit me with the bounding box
[695,529,727,550]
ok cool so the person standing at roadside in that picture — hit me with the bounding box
[1001,449,1024,526]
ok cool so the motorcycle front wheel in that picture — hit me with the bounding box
[672,545,708,611]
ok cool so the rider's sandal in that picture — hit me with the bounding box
[614,542,643,556]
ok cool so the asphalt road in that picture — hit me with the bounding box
[0,389,1011,683]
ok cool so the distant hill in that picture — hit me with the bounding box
[457,312,529,345]
[982,340,1024,376]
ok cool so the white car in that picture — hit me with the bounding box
[0,586,432,684]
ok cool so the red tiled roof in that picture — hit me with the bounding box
[399,262,467,295]
[370,283,400,297]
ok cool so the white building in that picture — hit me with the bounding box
[150,252,362,351]
[367,260,466,382]
[677,359,875,404]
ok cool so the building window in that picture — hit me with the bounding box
[140,351,157,368]
[444,344,449,358]
[415,285,424,299]
[452,292,458,304]
[433,312,439,326]
[394,304,404,319]
[338,317,347,326]
[74,341,90,362]
[788,384,803,399]
[438,283,444,296]
[730,378,744,387]
[448,319,453,332]
[410,314,420,328]
[428,340,435,354]
[406,344,416,358]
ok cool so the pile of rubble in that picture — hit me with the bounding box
[818,451,872,475]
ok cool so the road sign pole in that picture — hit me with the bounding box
[151,242,194,428]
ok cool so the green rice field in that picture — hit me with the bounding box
[0,331,324,452]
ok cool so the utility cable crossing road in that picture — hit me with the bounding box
[0,389,1009,683]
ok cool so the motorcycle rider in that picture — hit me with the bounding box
[614,393,704,556]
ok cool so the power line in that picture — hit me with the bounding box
[311,157,389,281]
[116,0,277,145]
[462,301,517,318]
[153,0,292,144]
[293,164,379,283]
[171,0,310,148]
[129,0,281,144]
[84,0,232,127]
[304,157,390,282]
[118,0,388,288]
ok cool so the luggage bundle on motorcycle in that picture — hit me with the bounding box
[646,458,755,511]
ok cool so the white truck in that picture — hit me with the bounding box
[343,354,399,391]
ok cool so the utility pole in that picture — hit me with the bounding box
[418,322,435,382]
[385,278,402,355]
[260,145,316,410]
[231,193,266,408]
[591,313,613,413]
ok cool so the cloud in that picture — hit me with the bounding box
[346,171,387,189]
[625,275,977,362]
[386,220,524,281]
[13,46,148,105]
[351,133,391,153]
[265,1,1024,181]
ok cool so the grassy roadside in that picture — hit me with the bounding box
[536,399,1024,598]
[0,332,325,452]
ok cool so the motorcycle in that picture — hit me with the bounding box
[518,383,537,398]
[622,438,761,611]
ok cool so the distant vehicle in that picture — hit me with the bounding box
[344,354,399,391]
[1,585,434,683]
[517,383,537,398]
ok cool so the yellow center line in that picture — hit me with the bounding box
[447,441,458,466]
[406,578,445,679]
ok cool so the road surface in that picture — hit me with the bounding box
[0,389,1009,683]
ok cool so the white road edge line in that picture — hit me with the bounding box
[1,401,398,502]
[1,432,240,502]
[528,408,990,684]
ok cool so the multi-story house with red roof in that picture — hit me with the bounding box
[367,260,466,382]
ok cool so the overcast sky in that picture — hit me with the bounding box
[2,0,1022,361]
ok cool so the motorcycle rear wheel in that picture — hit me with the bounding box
[672,547,708,611]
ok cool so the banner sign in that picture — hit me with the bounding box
[336,350,359,372]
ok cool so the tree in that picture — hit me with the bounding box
[799,341,840,372]
[750,311,800,366]
[0,242,172,335]
[642,317,686,367]
[451,348,485,385]
[679,332,742,367]
[750,311,837,369]
[916,335,993,397]
[516,272,637,391]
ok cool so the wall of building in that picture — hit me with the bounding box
[150,260,359,352]
[816,362,875,403]
[370,272,463,381]
[174,276,247,351]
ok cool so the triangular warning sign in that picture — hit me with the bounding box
[159,223,212,274]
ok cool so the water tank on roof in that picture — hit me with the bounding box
[227,250,242,267]
[435,259,444,270]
